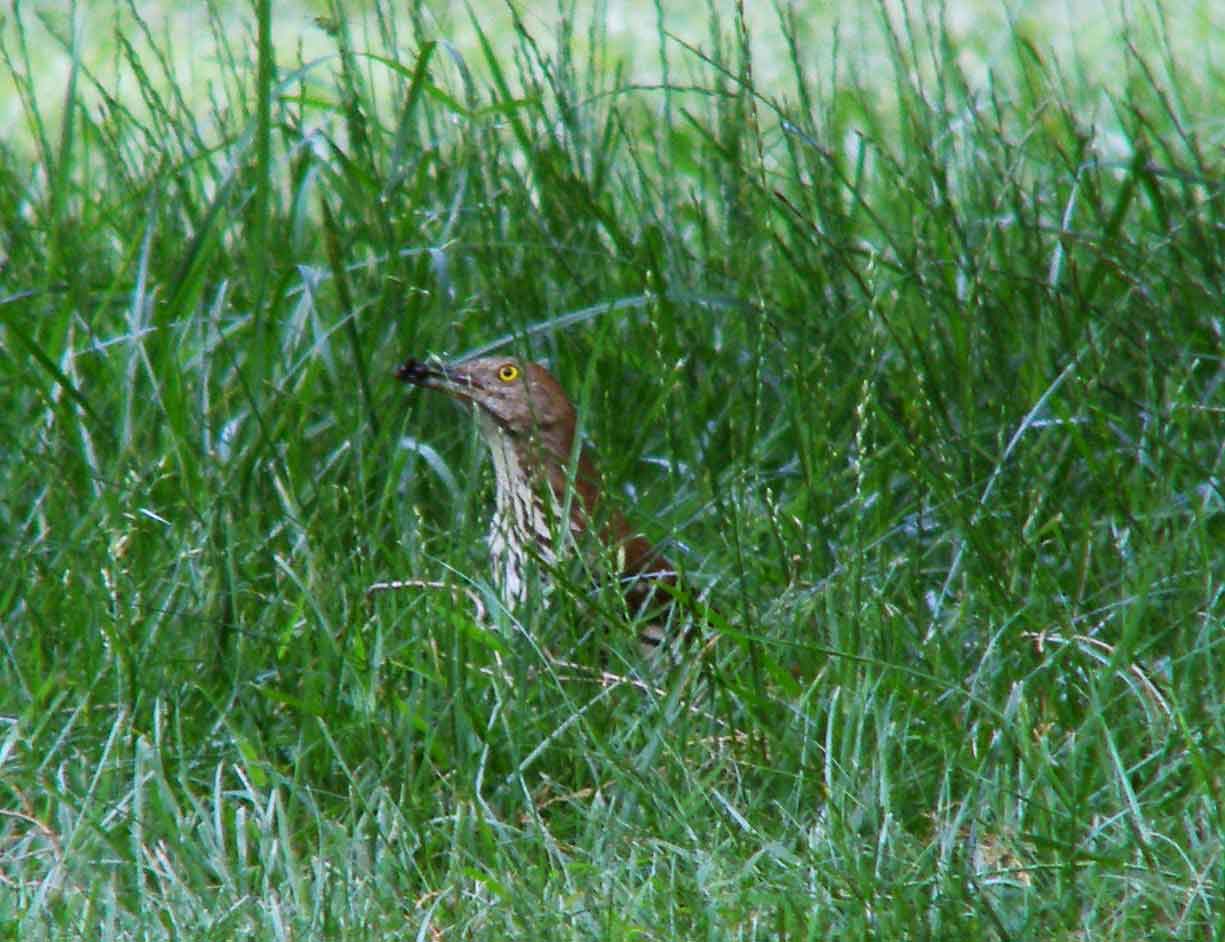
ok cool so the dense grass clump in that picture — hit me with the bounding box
[2,0,1222,938]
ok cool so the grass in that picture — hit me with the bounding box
[2,0,1223,938]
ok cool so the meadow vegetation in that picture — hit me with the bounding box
[2,0,1222,937]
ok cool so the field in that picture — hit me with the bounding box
[2,0,1223,938]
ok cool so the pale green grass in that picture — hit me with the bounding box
[2,0,1223,939]
[8,1,1225,157]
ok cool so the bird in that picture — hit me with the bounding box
[396,356,688,655]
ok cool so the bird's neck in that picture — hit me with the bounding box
[478,417,575,605]
[477,413,576,496]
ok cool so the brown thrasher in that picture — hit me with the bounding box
[397,356,684,653]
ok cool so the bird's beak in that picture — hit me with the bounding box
[396,358,473,400]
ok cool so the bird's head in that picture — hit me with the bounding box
[397,357,576,444]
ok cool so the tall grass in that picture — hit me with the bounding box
[2,0,1222,938]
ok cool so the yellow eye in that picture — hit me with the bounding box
[497,363,520,383]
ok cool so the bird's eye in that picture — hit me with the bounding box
[497,364,520,383]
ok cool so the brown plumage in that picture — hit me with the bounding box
[397,356,680,652]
